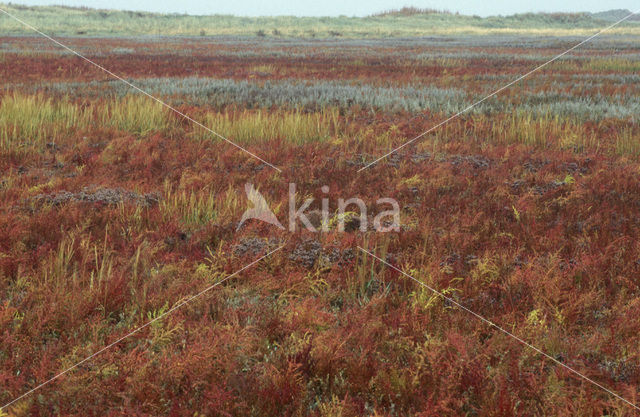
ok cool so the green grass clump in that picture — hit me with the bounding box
[0,93,87,149]
[0,93,176,155]
[161,187,217,226]
[197,108,340,145]
[98,95,174,136]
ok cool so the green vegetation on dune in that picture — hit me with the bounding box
[0,4,639,37]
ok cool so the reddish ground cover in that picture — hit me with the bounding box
[1,34,640,416]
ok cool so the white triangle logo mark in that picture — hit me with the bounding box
[237,183,284,230]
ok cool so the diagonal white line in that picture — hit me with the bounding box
[0,245,284,412]
[357,9,640,171]
[0,7,282,173]
[357,246,640,411]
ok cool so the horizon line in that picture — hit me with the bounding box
[0,3,637,20]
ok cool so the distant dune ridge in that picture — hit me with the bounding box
[591,9,640,22]
[0,4,638,37]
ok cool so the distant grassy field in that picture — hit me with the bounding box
[0,4,639,37]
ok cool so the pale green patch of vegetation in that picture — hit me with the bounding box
[27,78,469,113]
[97,95,174,136]
[0,93,174,153]
[615,127,640,156]
[0,4,638,38]
[0,93,87,149]
[161,183,218,226]
[196,108,341,145]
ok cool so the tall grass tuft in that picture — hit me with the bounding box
[97,94,174,136]
[485,113,597,149]
[0,93,87,149]
[161,184,217,226]
[615,127,640,156]
[0,93,175,153]
[195,108,340,145]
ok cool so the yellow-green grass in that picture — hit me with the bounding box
[97,95,174,136]
[2,93,638,159]
[160,186,217,226]
[0,93,174,153]
[193,108,341,145]
[160,182,244,228]
[614,127,640,156]
[360,112,637,156]
[0,93,88,149]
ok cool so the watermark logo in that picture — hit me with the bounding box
[237,183,285,230]
[238,183,399,232]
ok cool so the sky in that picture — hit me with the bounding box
[6,0,639,17]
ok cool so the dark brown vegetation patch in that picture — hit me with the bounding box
[32,187,160,207]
